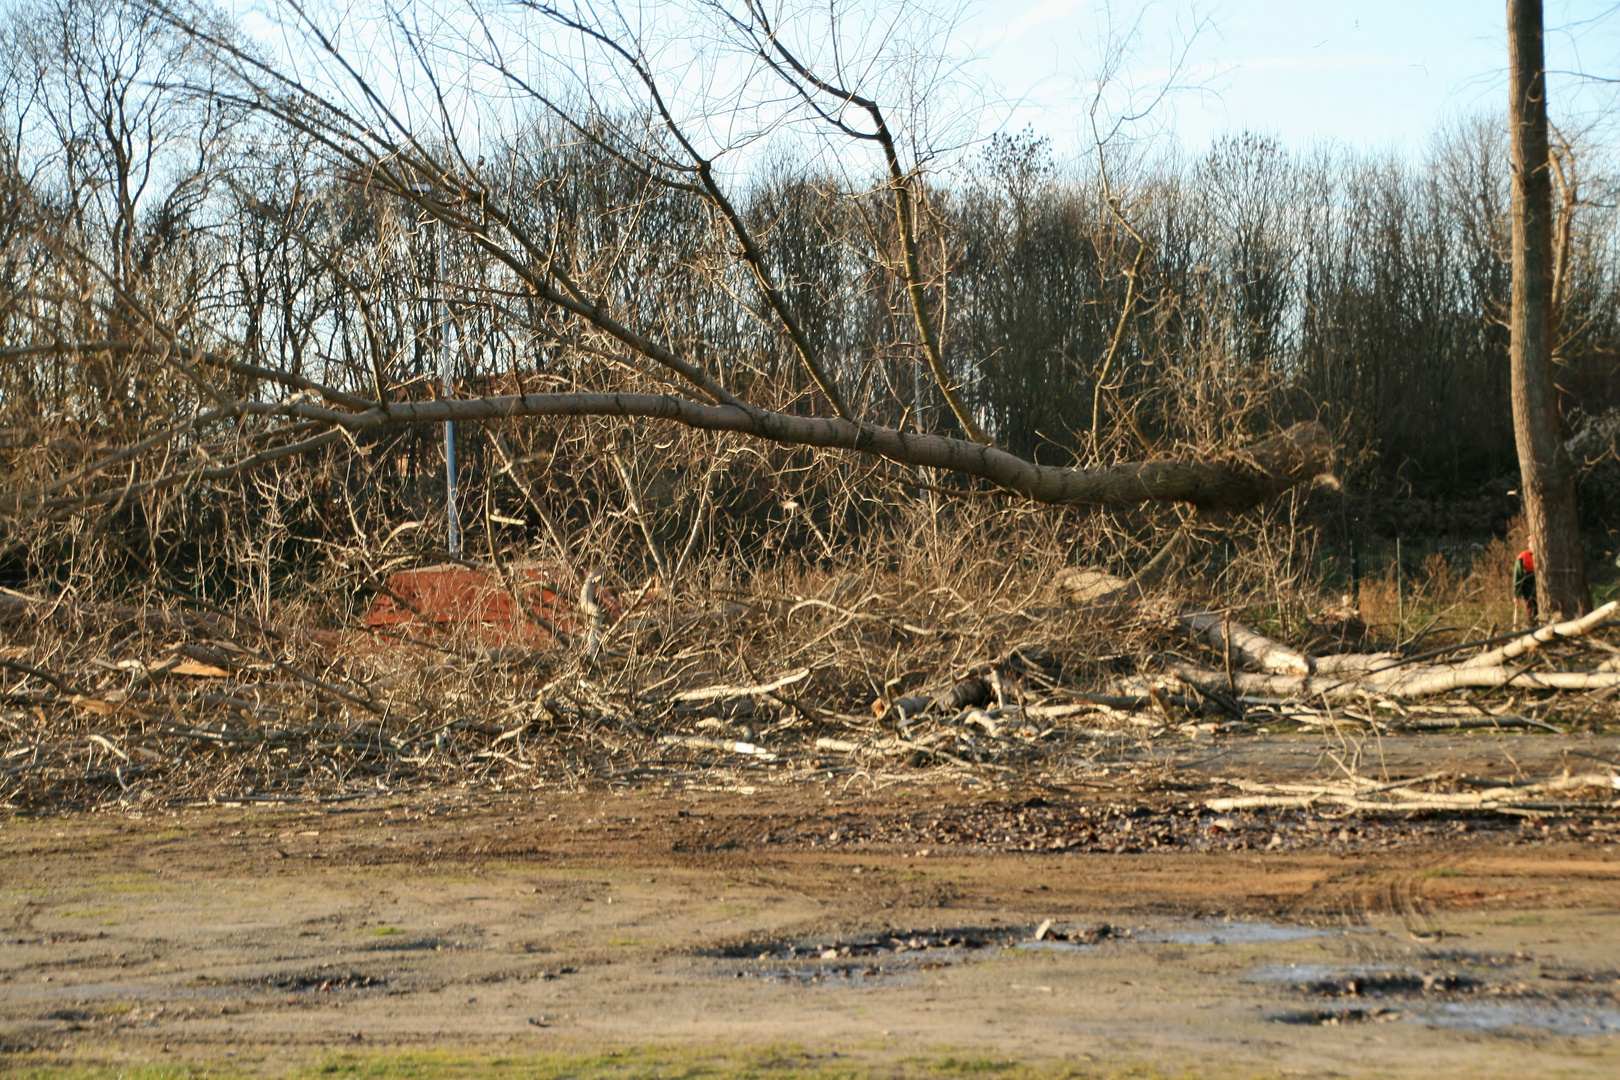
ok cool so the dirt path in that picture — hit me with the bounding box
[4,741,1620,1078]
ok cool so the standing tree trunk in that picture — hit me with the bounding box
[1508,0,1589,619]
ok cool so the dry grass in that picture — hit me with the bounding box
[1352,533,1519,648]
[0,496,1169,811]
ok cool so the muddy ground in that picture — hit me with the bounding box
[3,733,1620,1079]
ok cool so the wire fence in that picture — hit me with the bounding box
[1326,534,1616,581]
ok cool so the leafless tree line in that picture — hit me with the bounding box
[2,0,1617,605]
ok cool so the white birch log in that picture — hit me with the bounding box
[1178,608,1311,675]
[1308,652,1399,674]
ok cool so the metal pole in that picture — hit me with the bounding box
[409,184,460,556]
[435,216,460,555]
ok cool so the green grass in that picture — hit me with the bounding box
[4,1046,1228,1080]
[363,925,403,936]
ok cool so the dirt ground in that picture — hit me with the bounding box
[3,733,1620,1079]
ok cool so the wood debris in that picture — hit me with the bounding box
[1,565,1618,817]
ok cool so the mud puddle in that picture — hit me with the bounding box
[715,926,1016,983]
[1253,956,1620,1034]
[714,913,1620,1040]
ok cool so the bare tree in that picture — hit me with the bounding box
[1508,0,1589,618]
[0,0,1330,522]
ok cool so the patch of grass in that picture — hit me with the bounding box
[364,925,403,936]
[7,1067,226,1080]
[91,872,165,894]
[1418,867,1465,879]
[5,1046,1215,1080]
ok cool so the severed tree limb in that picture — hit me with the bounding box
[1178,609,1310,675]
[658,735,778,761]
[1371,665,1620,696]
[1207,773,1618,815]
[672,668,812,704]
[1308,653,1399,674]
[0,341,375,412]
[1461,600,1619,668]
[1207,794,1619,814]
[25,428,348,519]
[10,385,1333,513]
[1166,660,1620,700]
[1397,715,1562,733]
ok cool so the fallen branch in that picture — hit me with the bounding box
[1208,773,1618,815]
[1165,661,1620,700]
[1461,602,1619,669]
[672,668,811,703]
[1178,608,1310,675]
[1308,653,1399,674]
[1395,714,1563,733]
[7,347,1332,510]
[658,735,779,761]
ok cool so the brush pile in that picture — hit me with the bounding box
[3,532,1618,816]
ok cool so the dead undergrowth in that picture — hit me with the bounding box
[3,501,1618,818]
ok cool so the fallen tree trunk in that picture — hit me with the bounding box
[0,343,1334,515]
[1049,566,1316,676]
[1307,653,1399,674]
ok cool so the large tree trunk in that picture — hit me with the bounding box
[1508,0,1589,618]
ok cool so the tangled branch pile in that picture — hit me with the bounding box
[4,505,1618,815]
[2,1,1618,824]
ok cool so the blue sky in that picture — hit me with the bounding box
[962,0,1620,156]
[222,0,1620,178]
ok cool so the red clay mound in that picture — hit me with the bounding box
[364,564,617,644]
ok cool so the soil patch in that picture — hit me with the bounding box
[3,760,1620,1078]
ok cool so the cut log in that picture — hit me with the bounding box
[1051,569,1131,609]
[1374,664,1620,696]
[658,735,778,761]
[1460,601,1618,668]
[1307,653,1399,675]
[1050,531,1188,613]
[1178,609,1310,675]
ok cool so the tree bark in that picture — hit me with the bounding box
[1508,0,1589,617]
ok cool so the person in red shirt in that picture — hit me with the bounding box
[1513,538,1538,626]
